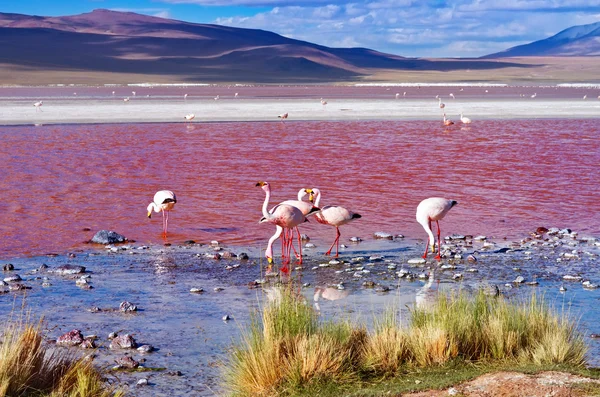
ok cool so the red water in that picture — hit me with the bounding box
[0,119,598,258]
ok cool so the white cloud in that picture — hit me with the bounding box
[165,0,600,57]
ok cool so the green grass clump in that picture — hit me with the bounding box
[225,287,587,396]
[0,316,122,397]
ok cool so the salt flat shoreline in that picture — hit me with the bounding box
[1,97,599,125]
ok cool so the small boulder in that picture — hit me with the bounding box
[110,334,137,349]
[115,356,139,369]
[91,230,127,245]
[57,329,84,346]
[49,265,86,275]
[120,301,138,312]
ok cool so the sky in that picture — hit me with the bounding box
[2,0,600,57]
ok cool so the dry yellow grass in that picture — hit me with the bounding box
[0,316,121,397]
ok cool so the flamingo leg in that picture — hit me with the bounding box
[325,228,341,256]
[422,220,431,259]
[435,220,442,261]
[288,227,301,259]
[161,210,166,236]
[296,227,303,264]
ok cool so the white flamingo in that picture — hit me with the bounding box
[449,93,455,99]
[123,97,130,102]
[443,113,454,126]
[184,114,195,122]
[438,98,445,109]
[33,101,43,112]
[416,198,457,260]
[459,113,472,124]
[308,188,361,257]
[278,112,288,121]
[147,190,177,236]
[320,98,327,106]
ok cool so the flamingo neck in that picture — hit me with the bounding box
[312,189,321,207]
[265,225,283,259]
[419,219,435,245]
[147,202,160,213]
[261,185,272,219]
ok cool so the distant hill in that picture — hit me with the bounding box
[0,9,527,83]
[484,21,600,58]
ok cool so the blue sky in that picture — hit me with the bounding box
[3,0,600,57]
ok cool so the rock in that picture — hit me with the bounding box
[237,252,249,260]
[452,273,463,280]
[57,329,84,346]
[9,283,31,291]
[137,378,149,386]
[329,259,341,265]
[80,339,96,349]
[214,287,224,292]
[349,236,362,242]
[110,334,137,349]
[407,258,426,265]
[474,235,487,241]
[369,255,384,261]
[137,344,154,353]
[582,281,599,290]
[373,231,393,240]
[375,285,390,293]
[563,275,583,281]
[120,301,138,312]
[304,243,316,248]
[115,356,139,369]
[108,332,118,339]
[222,315,231,321]
[362,280,376,288]
[91,230,127,245]
[4,274,22,282]
[190,288,204,294]
[300,234,310,241]
[482,284,500,297]
[49,265,86,275]
[513,276,525,284]
[467,255,477,262]
[2,263,14,271]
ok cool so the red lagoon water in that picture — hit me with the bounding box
[0,119,598,258]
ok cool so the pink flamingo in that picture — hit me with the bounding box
[256,181,305,271]
[278,189,321,260]
[308,188,361,257]
[278,112,288,121]
[443,113,454,126]
[147,190,177,236]
[34,101,43,112]
[416,198,457,260]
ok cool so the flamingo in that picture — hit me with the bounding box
[278,112,288,121]
[449,93,455,99]
[256,181,306,271]
[416,197,457,260]
[235,92,239,98]
[275,188,321,260]
[395,93,400,99]
[184,94,188,99]
[459,113,472,124]
[308,188,361,257]
[147,190,177,236]
[184,114,195,122]
[214,95,220,101]
[320,98,327,106]
[531,93,537,98]
[123,97,130,102]
[33,101,43,112]
[438,98,445,109]
[443,113,454,126]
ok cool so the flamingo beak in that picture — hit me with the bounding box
[267,257,273,264]
[430,245,435,253]
[308,193,315,203]
[147,211,152,218]
[256,181,265,187]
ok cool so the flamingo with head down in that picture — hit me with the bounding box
[416,197,457,261]
[147,190,177,236]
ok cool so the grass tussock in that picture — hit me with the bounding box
[225,287,587,396]
[0,316,121,397]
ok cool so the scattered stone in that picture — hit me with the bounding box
[137,344,154,353]
[349,237,362,242]
[214,287,224,292]
[467,255,477,263]
[362,280,376,288]
[305,243,316,248]
[373,231,393,239]
[190,288,204,294]
[184,240,196,244]
[396,269,409,278]
[115,356,139,369]
[120,301,138,312]
[168,370,183,376]
[482,284,500,297]
[57,329,84,346]
[210,240,220,246]
[407,258,426,265]
[591,334,600,339]
[559,286,567,292]
[474,235,487,241]
[108,332,118,339]
[88,306,102,313]
[300,234,310,241]
[9,283,31,291]
[2,263,14,271]
[39,264,49,271]
[222,315,231,321]
[110,334,137,349]
[91,230,127,245]
[375,285,390,293]
[137,378,149,387]
[80,339,96,349]
[513,276,525,284]
[395,234,405,239]
[452,273,463,280]
[4,274,22,282]
[369,255,384,261]
[237,252,249,260]
[563,275,583,281]
[582,281,599,290]
[526,281,539,286]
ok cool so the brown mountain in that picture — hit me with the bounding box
[0,9,529,83]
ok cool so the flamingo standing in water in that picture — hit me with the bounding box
[33,101,43,112]
[443,113,454,126]
[320,98,327,106]
[308,188,361,257]
[147,190,177,236]
[256,181,306,271]
[438,98,445,109]
[278,112,288,121]
[184,114,195,122]
[459,113,472,124]
[277,188,321,261]
[416,197,457,260]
